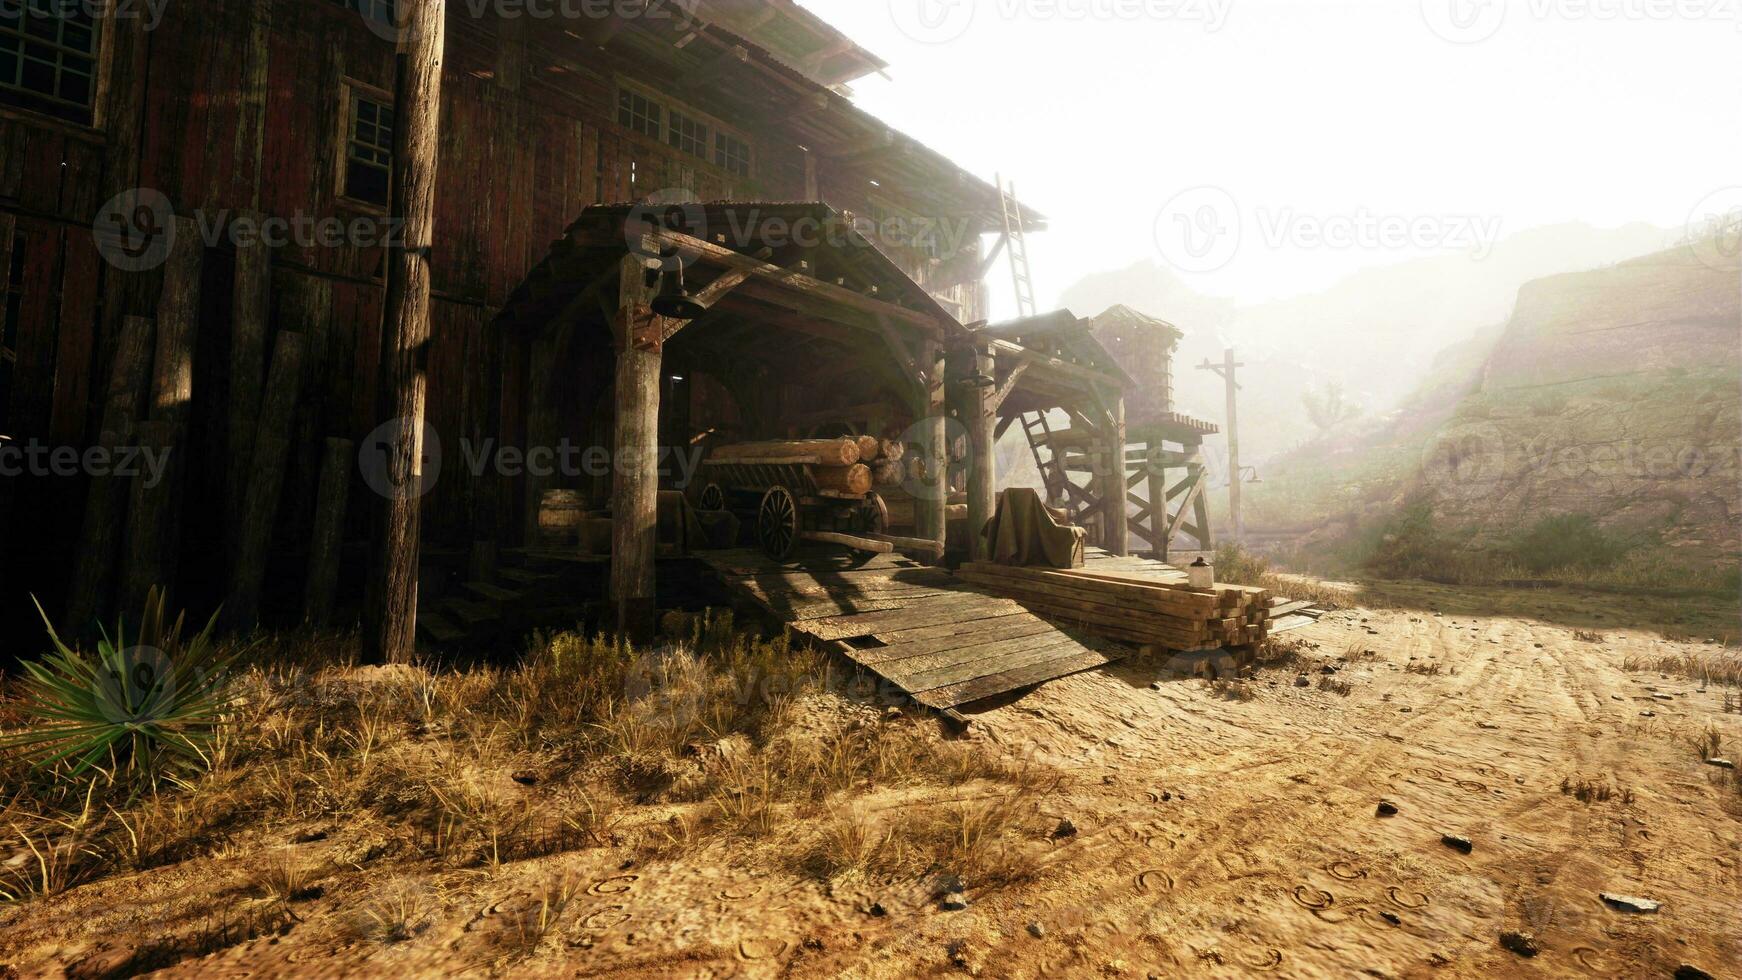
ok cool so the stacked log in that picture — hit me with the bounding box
[958,562,1272,652]
[814,464,873,495]
[710,438,860,465]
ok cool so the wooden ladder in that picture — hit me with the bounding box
[998,174,1037,319]
[1019,411,1076,519]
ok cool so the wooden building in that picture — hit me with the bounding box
[0,0,1049,639]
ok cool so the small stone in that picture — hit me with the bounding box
[868,902,888,918]
[941,892,970,911]
[1320,664,1338,674]
[1027,921,1046,938]
[1441,834,1474,854]
[1400,706,1412,713]
[1499,931,1539,957]
[1640,710,1656,717]
[1052,818,1078,839]
[1379,911,1401,926]
[1376,800,1400,817]
[510,770,539,786]
[1675,964,1715,980]
[1150,681,1164,691]
[1294,674,1311,687]
[883,706,903,721]
[1478,722,1499,730]
[1705,758,1735,770]
[1600,892,1659,913]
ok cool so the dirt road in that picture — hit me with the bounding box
[4,584,1737,978]
[891,589,1742,978]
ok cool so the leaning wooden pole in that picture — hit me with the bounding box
[364,0,446,663]
[609,254,662,639]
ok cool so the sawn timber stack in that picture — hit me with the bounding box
[958,558,1271,652]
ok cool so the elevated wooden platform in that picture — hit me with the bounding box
[697,549,1123,710]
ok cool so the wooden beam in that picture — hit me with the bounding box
[304,437,354,627]
[65,315,154,633]
[227,330,306,631]
[364,0,445,663]
[988,360,1030,412]
[227,209,270,554]
[610,254,663,638]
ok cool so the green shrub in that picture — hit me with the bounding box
[0,590,239,791]
[1363,491,1453,579]
[1508,514,1629,574]
[1212,543,1272,585]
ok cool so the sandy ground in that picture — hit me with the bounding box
[3,583,1738,979]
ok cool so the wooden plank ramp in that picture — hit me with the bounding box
[696,549,1124,710]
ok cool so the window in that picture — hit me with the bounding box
[334,0,395,28]
[714,131,751,178]
[667,110,707,159]
[0,0,99,125]
[344,91,394,207]
[617,89,661,139]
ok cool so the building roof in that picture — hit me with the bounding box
[578,11,1044,230]
[1088,304,1184,345]
[695,0,888,88]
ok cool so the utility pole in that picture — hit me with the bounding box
[1197,349,1244,544]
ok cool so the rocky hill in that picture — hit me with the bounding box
[1251,235,1741,578]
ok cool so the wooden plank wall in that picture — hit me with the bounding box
[0,0,974,633]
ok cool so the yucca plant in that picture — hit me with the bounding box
[0,589,239,790]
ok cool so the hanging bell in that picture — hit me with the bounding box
[651,264,707,320]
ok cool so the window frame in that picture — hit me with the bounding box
[337,78,396,213]
[0,0,111,132]
[614,78,754,183]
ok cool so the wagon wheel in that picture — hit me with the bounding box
[698,483,725,513]
[757,486,801,561]
[845,492,890,567]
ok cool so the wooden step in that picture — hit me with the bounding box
[418,612,466,645]
[498,567,553,587]
[446,597,499,626]
[463,580,522,603]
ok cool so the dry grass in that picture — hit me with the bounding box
[1317,676,1354,697]
[0,610,1052,948]
[1688,724,1725,762]
[1405,661,1445,676]
[1208,678,1257,701]
[1621,650,1742,688]
[1573,630,1605,643]
[1559,775,1635,805]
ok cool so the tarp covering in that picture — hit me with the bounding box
[982,487,1086,569]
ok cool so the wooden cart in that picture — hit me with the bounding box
[698,454,893,561]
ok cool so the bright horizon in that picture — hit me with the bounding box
[800,0,1742,318]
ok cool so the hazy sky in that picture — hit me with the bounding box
[800,0,1742,317]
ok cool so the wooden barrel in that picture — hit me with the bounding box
[538,490,585,538]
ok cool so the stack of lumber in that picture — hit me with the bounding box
[957,562,1272,652]
[706,437,906,496]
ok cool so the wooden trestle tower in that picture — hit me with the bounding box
[987,306,1218,560]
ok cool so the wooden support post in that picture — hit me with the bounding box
[1104,394,1129,556]
[121,420,176,614]
[364,0,445,663]
[953,342,997,561]
[610,254,662,638]
[910,340,948,555]
[121,217,203,613]
[227,331,306,630]
[1146,439,1167,561]
[66,314,154,632]
[304,437,354,626]
[227,210,271,553]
